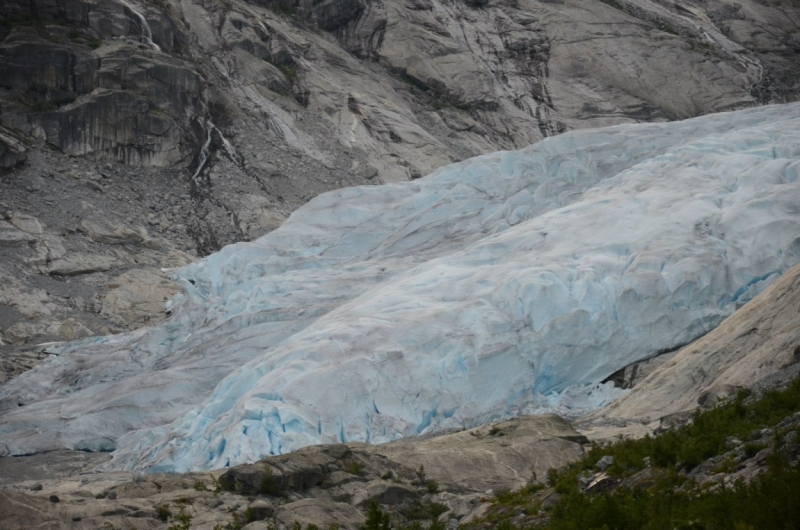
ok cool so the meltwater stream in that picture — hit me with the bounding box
[121,0,161,51]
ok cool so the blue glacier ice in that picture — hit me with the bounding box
[1,103,800,472]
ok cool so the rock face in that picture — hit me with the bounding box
[372,414,587,492]
[0,0,199,162]
[579,261,800,439]
[0,192,195,383]
[0,415,586,530]
[216,414,585,496]
[101,269,184,329]
[0,127,26,169]
[274,499,365,530]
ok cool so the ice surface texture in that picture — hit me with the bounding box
[2,103,800,472]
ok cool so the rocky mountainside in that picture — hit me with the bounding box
[577,260,800,442]
[1,0,799,368]
[1,0,800,526]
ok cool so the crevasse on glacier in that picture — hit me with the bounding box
[1,103,800,473]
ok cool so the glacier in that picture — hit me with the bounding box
[1,103,800,473]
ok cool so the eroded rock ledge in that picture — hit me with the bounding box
[0,414,586,529]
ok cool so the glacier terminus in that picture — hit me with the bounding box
[1,103,800,473]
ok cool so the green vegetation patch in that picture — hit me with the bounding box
[365,502,447,530]
[260,464,283,495]
[156,503,173,522]
[465,375,800,530]
[555,376,800,484]
[545,456,800,530]
[276,64,298,82]
[344,459,366,476]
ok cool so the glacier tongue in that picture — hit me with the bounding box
[2,104,800,472]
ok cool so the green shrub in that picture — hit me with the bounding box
[208,473,224,493]
[363,501,392,530]
[550,377,800,484]
[427,502,448,519]
[415,465,426,485]
[156,504,172,522]
[424,480,439,494]
[711,456,737,474]
[495,521,520,530]
[213,511,245,530]
[428,518,446,530]
[403,502,429,520]
[167,506,193,530]
[469,374,800,530]
[545,458,800,530]
[277,64,297,81]
[217,475,236,491]
[260,464,282,495]
[743,442,766,459]
[344,460,365,476]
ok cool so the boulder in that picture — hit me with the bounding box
[8,213,42,235]
[220,444,350,495]
[58,318,94,341]
[3,321,60,346]
[71,490,95,498]
[323,470,362,488]
[275,499,365,530]
[218,464,268,495]
[47,254,116,276]
[370,414,587,492]
[24,235,67,271]
[247,499,275,520]
[595,455,614,471]
[342,479,418,506]
[584,472,617,493]
[101,269,183,329]
[0,221,36,247]
[697,384,742,408]
[234,194,286,240]
[81,220,155,247]
[0,127,27,170]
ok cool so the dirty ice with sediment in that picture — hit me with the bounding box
[1,103,800,474]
